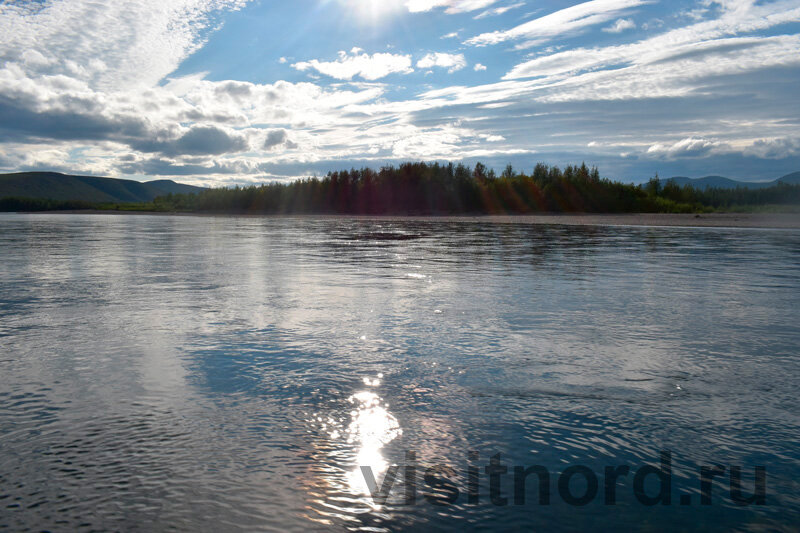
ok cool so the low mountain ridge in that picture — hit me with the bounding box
[662,172,800,190]
[0,172,204,203]
[777,171,800,185]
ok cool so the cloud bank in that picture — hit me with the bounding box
[0,0,798,184]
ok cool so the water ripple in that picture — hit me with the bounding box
[0,214,798,531]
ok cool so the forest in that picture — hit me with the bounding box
[2,162,799,214]
[149,162,800,214]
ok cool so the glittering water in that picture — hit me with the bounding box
[0,213,798,532]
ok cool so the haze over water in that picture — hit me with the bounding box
[0,214,798,531]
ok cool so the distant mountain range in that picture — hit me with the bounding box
[0,172,204,203]
[659,171,800,190]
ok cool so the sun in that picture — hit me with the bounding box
[345,0,404,22]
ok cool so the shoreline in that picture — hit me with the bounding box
[9,210,800,228]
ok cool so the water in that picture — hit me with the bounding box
[0,213,798,532]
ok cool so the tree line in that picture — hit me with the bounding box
[0,197,95,211]
[2,162,799,213]
[151,162,800,214]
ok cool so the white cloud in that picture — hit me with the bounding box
[497,34,800,104]
[745,137,800,159]
[646,137,726,158]
[406,0,499,14]
[466,0,651,46]
[0,0,798,182]
[602,18,636,33]
[0,0,250,90]
[405,0,448,12]
[293,51,414,80]
[263,129,297,151]
[0,0,532,179]
[474,2,525,19]
[14,148,72,172]
[416,53,467,73]
[0,58,389,162]
[503,0,800,82]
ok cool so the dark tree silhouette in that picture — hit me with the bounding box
[4,162,798,214]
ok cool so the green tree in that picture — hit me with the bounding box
[645,173,661,196]
[473,162,487,180]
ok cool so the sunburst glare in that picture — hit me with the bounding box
[341,0,404,22]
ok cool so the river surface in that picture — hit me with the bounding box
[0,213,798,532]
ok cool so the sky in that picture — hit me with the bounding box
[0,0,799,186]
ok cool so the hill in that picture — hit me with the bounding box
[662,171,800,190]
[144,179,206,195]
[0,172,204,203]
[777,171,800,185]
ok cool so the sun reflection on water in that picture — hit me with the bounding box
[344,389,401,497]
[304,376,402,525]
